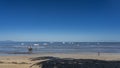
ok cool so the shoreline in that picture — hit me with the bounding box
[0,53,120,60]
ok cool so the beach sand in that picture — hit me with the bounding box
[0,53,120,68]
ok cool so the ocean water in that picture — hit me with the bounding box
[0,41,120,55]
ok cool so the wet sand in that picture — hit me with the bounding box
[0,53,120,68]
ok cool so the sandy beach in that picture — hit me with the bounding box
[0,53,120,68]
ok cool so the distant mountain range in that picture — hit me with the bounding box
[0,40,15,42]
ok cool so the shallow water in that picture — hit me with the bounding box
[0,42,120,55]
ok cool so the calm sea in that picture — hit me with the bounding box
[0,41,120,55]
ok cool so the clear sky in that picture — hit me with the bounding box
[0,0,120,42]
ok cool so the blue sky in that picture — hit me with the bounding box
[0,0,120,42]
